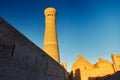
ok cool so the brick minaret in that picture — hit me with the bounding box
[43,7,60,63]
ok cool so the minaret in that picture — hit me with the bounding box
[43,7,60,63]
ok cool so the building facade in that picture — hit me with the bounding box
[70,54,120,80]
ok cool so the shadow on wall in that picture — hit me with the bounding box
[69,68,81,80]
[88,75,110,80]
[104,71,120,80]
[69,69,120,80]
[89,71,120,80]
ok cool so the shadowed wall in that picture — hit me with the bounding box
[0,17,67,80]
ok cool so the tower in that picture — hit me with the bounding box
[43,7,60,63]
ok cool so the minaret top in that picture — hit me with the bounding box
[44,7,56,16]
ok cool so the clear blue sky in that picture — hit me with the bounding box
[0,0,120,71]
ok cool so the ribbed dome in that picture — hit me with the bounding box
[71,55,93,71]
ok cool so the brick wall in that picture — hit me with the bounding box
[0,17,67,80]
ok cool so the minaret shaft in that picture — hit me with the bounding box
[43,7,60,63]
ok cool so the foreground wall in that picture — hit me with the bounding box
[0,17,67,80]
